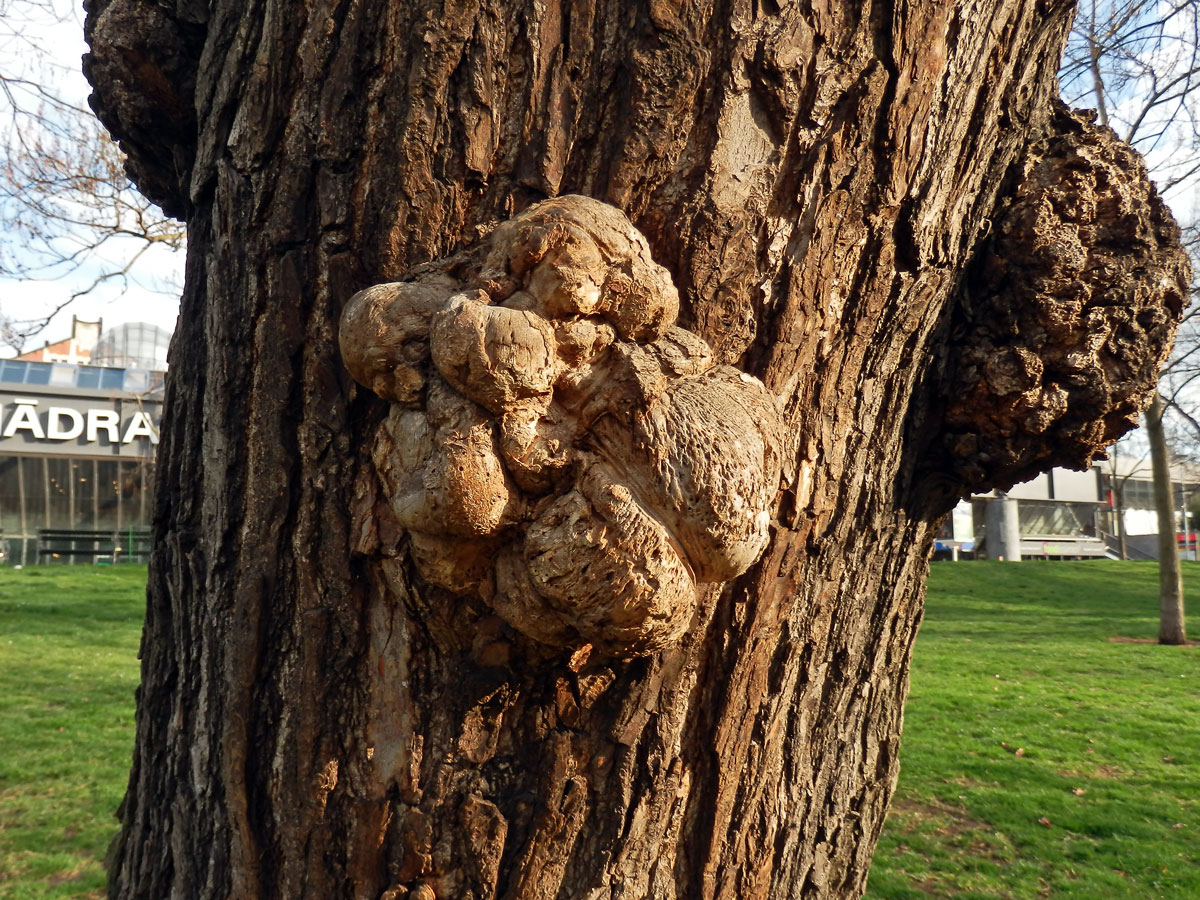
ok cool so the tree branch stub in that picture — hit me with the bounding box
[340,195,783,657]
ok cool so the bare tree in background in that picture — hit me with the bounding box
[0,0,183,353]
[1099,433,1153,559]
[1062,0,1200,188]
[1158,223,1200,451]
[1062,0,1200,644]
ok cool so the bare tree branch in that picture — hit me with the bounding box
[0,0,185,354]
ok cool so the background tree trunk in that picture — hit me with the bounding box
[1147,393,1187,644]
[1117,480,1130,560]
[83,1,1182,898]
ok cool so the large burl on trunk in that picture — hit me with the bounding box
[86,2,1187,899]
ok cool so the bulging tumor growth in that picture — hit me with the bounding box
[340,195,783,656]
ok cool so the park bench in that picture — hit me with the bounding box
[36,528,153,565]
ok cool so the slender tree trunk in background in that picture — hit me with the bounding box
[1117,482,1130,560]
[83,1,1187,898]
[1147,393,1187,644]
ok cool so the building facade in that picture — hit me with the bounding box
[16,317,104,365]
[935,457,1200,561]
[0,356,163,565]
[935,465,1111,560]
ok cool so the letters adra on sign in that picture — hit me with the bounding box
[0,397,159,447]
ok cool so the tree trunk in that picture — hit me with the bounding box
[1147,392,1187,644]
[83,1,1188,899]
[1117,480,1130,560]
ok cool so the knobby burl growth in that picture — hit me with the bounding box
[341,196,783,656]
[941,105,1191,491]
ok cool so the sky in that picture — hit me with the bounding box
[0,0,185,355]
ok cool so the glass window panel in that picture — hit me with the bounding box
[1123,479,1155,510]
[72,460,97,529]
[4,537,29,566]
[100,368,125,389]
[123,370,149,391]
[0,457,22,537]
[117,462,144,531]
[95,461,120,531]
[93,322,172,371]
[1018,500,1086,536]
[141,463,155,526]
[75,367,101,388]
[46,458,71,529]
[25,363,51,385]
[0,360,24,383]
[23,458,48,529]
[120,461,155,528]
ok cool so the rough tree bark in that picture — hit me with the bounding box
[1147,392,1187,644]
[83,2,1188,899]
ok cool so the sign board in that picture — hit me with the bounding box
[1050,466,1101,503]
[1007,472,1050,500]
[0,384,161,459]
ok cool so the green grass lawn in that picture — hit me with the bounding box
[1,562,1198,899]
[866,560,1200,900]
[0,567,145,900]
